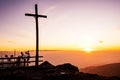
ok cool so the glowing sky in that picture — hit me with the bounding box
[0,0,120,51]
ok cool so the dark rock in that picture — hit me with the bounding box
[39,61,55,69]
[56,63,79,73]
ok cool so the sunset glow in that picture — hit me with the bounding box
[84,48,93,52]
[0,0,120,51]
[1,0,120,71]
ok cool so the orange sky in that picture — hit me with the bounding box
[1,0,120,51]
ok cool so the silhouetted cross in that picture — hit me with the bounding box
[25,4,47,69]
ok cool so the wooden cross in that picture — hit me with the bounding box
[25,4,47,69]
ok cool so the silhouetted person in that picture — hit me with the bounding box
[20,52,26,67]
[5,54,8,58]
[16,56,21,67]
[5,55,9,62]
[10,55,13,58]
[21,52,25,59]
[10,55,13,67]
[16,55,24,67]
[25,50,30,67]
[0,56,4,68]
[5,55,11,68]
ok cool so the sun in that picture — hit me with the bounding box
[84,48,92,52]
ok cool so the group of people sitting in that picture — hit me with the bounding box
[0,50,31,68]
[16,50,30,67]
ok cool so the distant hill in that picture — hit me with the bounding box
[81,63,120,77]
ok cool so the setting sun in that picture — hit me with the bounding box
[84,48,93,52]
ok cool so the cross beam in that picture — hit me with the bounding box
[25,4,47,69]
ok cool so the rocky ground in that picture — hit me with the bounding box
[0,61,120,80]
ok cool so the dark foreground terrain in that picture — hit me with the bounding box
[0,61,120,80]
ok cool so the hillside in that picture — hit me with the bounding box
[81,63,120,77]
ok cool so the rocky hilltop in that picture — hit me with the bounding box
[0,61,120,80]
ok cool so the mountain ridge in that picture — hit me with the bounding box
[81,62,120,77]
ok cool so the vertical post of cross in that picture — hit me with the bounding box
[25,4,47,69]
[35,4,39,69]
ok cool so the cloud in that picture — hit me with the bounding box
[8,40,15,44]
[43,5,57,14]
[16,33,31,39]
